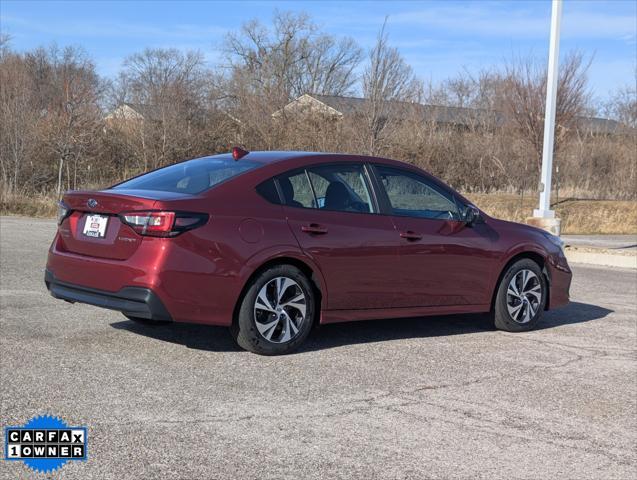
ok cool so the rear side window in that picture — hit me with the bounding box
[255,179,281,204]
[113,157,260,194]
[307,164,374,213]
[276,164,376,214]
[278,171,315,208]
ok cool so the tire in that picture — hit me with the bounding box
[494,258,547,332]
[124,314,170,326]
[231,264,316,355]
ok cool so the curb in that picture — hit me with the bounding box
[565,250,637,269]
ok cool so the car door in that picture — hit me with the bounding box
[279,163,400,310]
[372,164,495,308]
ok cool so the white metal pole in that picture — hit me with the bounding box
[534,0,562,219]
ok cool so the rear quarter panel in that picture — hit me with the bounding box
[159,178,317,325]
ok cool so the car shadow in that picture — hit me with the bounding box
[300,301,613,352]
[109,301,612,353]
[110,320,242,352]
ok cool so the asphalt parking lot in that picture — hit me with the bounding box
[1,216,636,479]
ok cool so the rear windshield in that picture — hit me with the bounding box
[112,157,260,194]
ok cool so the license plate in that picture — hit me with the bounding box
[82,214,109,238]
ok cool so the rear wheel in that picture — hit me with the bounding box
[231,264,316,355]
[494,259,546,332]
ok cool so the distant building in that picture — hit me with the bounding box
[274,93,624,135]
[105,103,162,124]
[274,93,502,130]
[105,97,625,136]
[574,116,623,135]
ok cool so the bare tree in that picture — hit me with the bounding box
[603,80,637,128]
[362,19,421,155]
[224,11,362,103]
[0,33,11,58]
[114,48,211,169]
[33,46,103,195]
[0,45,103,195]
[121,48,206,105]
[2,13,637,209]
[222,11,362,149]
[445,75,474,108]
[0,52,37,193]
[502,51,592,172]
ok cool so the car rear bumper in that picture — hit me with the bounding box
[45,269,172,321]
[46,232,241,326]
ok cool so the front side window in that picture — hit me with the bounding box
[375,166,460,220]
[113,157,260,194]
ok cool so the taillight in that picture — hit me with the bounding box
[57,201,71,225]
[120,211,207,237]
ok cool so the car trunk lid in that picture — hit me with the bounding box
[58,190,166,260]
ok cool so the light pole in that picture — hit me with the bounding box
[531,0,563,234]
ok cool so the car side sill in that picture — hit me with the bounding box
[320,304,491,324]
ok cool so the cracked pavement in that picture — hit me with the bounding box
[1,217,636,479]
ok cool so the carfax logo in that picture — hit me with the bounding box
[4,415,87,474]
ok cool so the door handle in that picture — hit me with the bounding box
[301,224,328,234]
[399,230,422,241]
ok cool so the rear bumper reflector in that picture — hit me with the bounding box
[44,270,172,321]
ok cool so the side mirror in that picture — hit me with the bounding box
[462,205,482,226]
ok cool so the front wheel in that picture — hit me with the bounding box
[494,259,547,332]
[231,265,316,355]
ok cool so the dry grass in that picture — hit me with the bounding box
[469,194,637,235]
[1,191,635,235]
[0,192,58,218]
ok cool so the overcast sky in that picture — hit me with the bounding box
[2,0,635,102]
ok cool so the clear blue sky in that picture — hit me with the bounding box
[1,0,635,102]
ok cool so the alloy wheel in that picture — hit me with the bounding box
[506,269,542,324]
[253,276,307,343]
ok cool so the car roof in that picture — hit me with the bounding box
[203,150,431,181]
[206,150,408,168]
[202,150,473,207]
[206,151,329,164]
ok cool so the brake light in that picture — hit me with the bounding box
[232,147,249,160]
[120,211,207,237]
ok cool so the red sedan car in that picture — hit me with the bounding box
[46,149,571,355]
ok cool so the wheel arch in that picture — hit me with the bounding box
[232,255,324,327]
[490,250,551,312]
